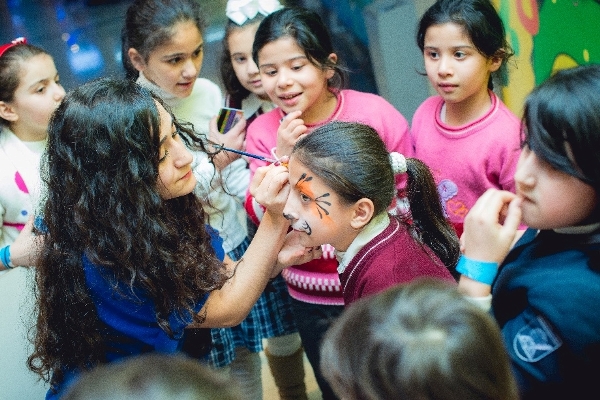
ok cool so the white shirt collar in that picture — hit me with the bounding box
[336,213,390,274]
[241,93,274,116]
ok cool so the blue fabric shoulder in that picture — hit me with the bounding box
[207,225,225,262]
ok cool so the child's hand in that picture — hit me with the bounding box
[461,189,522,263]
[9,216,44,267]
[208,115,247,169]
[272,231,322,276]
[275,110,307,158]
[249,164,290,216]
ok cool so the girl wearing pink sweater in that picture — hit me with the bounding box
[411,0,521,237]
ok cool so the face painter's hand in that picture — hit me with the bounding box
[208,115,247,170]
[250,164,290,216]
[275,110,307,159]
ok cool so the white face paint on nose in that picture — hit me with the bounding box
[290,219,312,235]
[283,212,310,234]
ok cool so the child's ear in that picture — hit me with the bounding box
[325,53,338,80]
[127,48,146,72]
[0,101,18,122]
[488,51,503,73]
[489,58,502,72]
[350,198,374,230]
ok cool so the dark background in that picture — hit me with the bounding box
[0,0,377,95]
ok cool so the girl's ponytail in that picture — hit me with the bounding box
[403,157,460,276]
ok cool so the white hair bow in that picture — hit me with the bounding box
[226,0,284,25]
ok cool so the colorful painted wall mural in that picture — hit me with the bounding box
[493,0,600,114]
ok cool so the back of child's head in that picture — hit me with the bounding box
[320,278,519,400]
[523,64,600,195]
[291,121,459,270]
[62,353,242,400]
[0,39,48,124]
[416,0,512,89]
[121,0,206,80]
[252,7,346,89]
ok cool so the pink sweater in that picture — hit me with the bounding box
[411,93,521,235]
[246,89,412,177]
[340,217,455,305]
[245,89,411,305]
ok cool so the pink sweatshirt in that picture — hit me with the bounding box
[246,89,412,177]
[411,93,521,235]
[245,89,411,305]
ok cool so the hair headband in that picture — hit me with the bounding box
[390,152,407,175]
[226,0,283,25]
[0,37,27,58]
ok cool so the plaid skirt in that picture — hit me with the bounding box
[207,238,298,367]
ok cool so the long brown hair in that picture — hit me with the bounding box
[28,78,228,386]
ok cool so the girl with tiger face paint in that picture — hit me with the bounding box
[282,121,460,304]
[284,164,358,248]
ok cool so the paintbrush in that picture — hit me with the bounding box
[219,146,279,164]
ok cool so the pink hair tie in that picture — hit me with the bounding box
[0,37,27,58]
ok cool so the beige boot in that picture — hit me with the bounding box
[265,347,308,400]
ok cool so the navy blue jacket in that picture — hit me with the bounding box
[493,228,600,399]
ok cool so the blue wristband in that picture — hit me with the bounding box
[456,255,498,285]
[0,245,13,269]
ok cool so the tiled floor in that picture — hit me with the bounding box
[2,1,376,399]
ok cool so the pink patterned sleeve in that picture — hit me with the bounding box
[245,111,280,181]
[244,110,280,223]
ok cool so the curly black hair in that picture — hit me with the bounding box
[28,78,228,386]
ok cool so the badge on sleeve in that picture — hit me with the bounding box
[513,314,562,363]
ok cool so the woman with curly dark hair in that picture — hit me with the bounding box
[26,77,313,399]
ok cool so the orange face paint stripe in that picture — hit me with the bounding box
[296,173,334,223]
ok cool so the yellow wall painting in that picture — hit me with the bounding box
[493,0,600,116]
